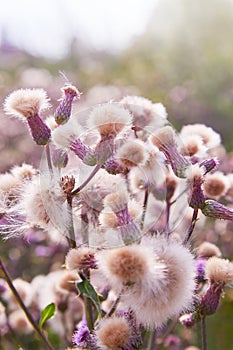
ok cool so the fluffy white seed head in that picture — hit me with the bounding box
[51,116,82,149]
[179,134,208,158]
[120,95,167,131]
[19,175,70,232]
[117,139,149,167]
[11,163,36,181]
[204,171,230,199]
[150,125,176,149]
[180,124,221,149]
[65,247,95,271]
[123,237,196,328]
[196,242,222,258]
[97,245,156,288]
[104,191,129,213]
[4,88,50,119]
[87,103,132,137]
[96,317,131,350]
[205,257,233,285]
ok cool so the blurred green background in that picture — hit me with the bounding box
[1,0,233,348]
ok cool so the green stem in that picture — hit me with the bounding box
[71,164,101,197]
[0,259,55,350]
[201,316,207,350]
[84,296,94,331]
[146,329,156,350]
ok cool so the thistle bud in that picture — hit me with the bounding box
[70,139,96,166]
[201,199,233,221]
[150,126,190,178]
[199,283,222,316]
[55,84,81,124]
[200,157,219,174]
[186,165,206,209]
[104,192,141,244]
[52,149,68,168]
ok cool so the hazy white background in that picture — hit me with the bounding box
[0,0,158,58]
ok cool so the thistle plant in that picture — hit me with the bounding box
[1,84,233,350]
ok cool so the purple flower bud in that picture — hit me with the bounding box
[27,113,51,145]
[201,199,233,221]
[94,138,115,164]
[179,313,198,328]
[187,167,206,209]
[52,149,68,168]
[200,157,219,174]
[70,139,96,166]
[55,85,81,125]
[116,208,141,245]
[161,145,190,178]
[199,283,222,316]
[104,158,128,175]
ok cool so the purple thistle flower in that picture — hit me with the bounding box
[195,257,207,283]
[72,320,97,348]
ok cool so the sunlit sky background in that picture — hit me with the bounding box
[0,0,158,58]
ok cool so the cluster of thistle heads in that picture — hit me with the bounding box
[1,83,233,349]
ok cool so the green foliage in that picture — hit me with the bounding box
[76,275,102,321]
[39,303,56,330]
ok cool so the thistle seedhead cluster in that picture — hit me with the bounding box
[2,83,233,350]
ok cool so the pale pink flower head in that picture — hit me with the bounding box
[96,316,132,350]
[121,236,196,329]
[120,95,167,131]
[180,123,221,150]
[87,103,132,139]
[4,88,51,145]
[116,139,149,168]
[204,171,230,199]
[150,126,190,178]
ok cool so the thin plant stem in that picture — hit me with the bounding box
[79,271,94,331]
[71,164,102,197]
[183,208,199,245]
[166,200,171,234]
[146,329,156,350]
[84,296,94,331]
[0,259,55,350]
[140,185,149,230]
[170,187,188,205]
[45,143,53,175]
[201,316,207,350]
[107,291,122,318]
[67,194,76,249]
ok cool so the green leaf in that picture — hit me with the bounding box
[39,303,56,330]
[76,276,102,319]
